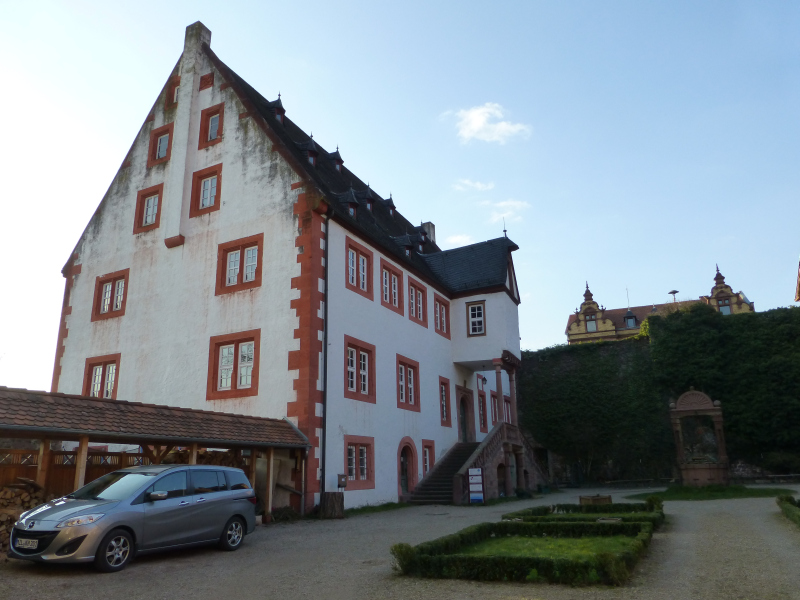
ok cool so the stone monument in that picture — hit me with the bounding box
[669,389,729,486]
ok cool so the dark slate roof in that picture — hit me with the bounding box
[0,387,309,448]
[203,45,518,296]
[422,237,518,293]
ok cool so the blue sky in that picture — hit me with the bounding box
[1,1,798,391]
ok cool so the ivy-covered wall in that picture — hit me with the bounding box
[519,304,800,480]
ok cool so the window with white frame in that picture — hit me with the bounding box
[143,195,159,226]
[359,255,368,291]
[93,271,128,320]
[398,364,405,402]
[409,286,416,317]
[218,236,262,293]
[347,348,357,391]
[348,249,357,287]
[208,113,220,141]
[346,241,372,298]
[85,359,118,399]
[467,301,485,336]
[217,339,255,392]
[409,282,426,323]
[382,269,390,303]
[347,443,370,482]
[345,340,374,401]
[200,175,217,208]
[423,447,430,476]
[226,251,240,286]
[359,351,369,394]
[397,364,416,404]
[225,246,258,286]
[434,296,449,336]
[156,134,169,159]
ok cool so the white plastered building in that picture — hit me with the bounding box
[51,22,535,510]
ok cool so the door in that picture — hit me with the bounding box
[400,449,409,494]
[142,471,194,549]
[188,470,231,542]
[460,399,468,442]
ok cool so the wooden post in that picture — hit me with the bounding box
[189,443,198,465]
[36,439,51,492]
[248,447,258,488]
[264,447,274,524]
[73,436,89,491]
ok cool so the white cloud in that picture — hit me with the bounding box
[454,103,530,144]
[480,199,530,223]
[453,179,495,192]
[444,234,475,248]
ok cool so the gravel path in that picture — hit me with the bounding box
[3,488,800,600]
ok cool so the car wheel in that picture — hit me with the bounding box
[94,529,134,573]
[219,517,245,551]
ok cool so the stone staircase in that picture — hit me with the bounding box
[408,442,479,505]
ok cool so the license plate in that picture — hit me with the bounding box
[15,538,38,549]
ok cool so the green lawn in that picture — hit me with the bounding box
[626,485,796,501]
[458,535,638,559]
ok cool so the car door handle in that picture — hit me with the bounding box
[180,500,190,506]
[196,497,206,503]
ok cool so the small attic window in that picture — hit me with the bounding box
[366,201,372,211]
[404,248,410,256]
[335,163,341,172]
[308,155,316,166]
[625,316,636,328]
[348,206,356,217]
[276,113,283,124]
[418,243,424,253]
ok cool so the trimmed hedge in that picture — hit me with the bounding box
[502,502,656,520]
[391,520,653,586]
[777,496,800,528]
[513,512,665,529]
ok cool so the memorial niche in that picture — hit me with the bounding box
[681,415,719,463]
[669,389,729,486]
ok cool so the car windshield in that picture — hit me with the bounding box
[68,472,158,501]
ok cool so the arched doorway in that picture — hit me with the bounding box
[396,437,418,498]
[497,463,506,497]
[455,386,476,443]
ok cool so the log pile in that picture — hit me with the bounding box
[0,478,55,553]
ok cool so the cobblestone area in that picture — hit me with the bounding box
[3,488,800,600]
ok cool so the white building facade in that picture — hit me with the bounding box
[51,22,531,510]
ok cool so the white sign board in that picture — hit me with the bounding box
[468,468,484,504]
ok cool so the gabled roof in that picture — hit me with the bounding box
[203,45,518,297]
[565,300,698,334]
[0,387,309,448]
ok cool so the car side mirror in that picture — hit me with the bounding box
[149,491,168,501]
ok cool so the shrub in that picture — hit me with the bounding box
[553,502,649,514]
[512,512,665,529]
[645,495,664,512]
[777,496,800,528]
[394,520,653,586]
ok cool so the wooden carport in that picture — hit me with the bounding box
[0,386,309,520]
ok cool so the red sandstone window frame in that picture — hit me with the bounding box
[422,439,435,477]
[345,237,373,301]
[478,391,488,433]
[433,293,450,339]
[147,122,174,168]
[408,276,428,328]
[215,234,264,296]
[189,163,223,218]
[379,258,404,316]
[133,184,164,234]
[91,269,130,322]
[206,329,261,401]
[165,76,180,109]
[198,102,225,150]
[344,435,375,491]
[490,392,499,425]
[396,354,421,412]
[343,335,376,403]
[439,376,452,427]
[82,354,121,400]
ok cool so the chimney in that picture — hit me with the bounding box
[421,222,436,244]
[184,21,212,53]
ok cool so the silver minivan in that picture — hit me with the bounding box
[8,465,257,572]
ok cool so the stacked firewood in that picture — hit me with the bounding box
[0,478,54,553]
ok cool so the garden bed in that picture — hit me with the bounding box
[391,520,653,586]
[501,500,665,529]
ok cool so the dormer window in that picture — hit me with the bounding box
[308,155,316,166]
[586,313,597,332]
[335,163,341,172]
[418,243,424,252]
[404,248,410,256]
[626,316,636,328]
[276,113,283,124]
[718,298,731,315]
[366,201,372,211]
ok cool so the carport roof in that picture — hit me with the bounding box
[0,387,309,449]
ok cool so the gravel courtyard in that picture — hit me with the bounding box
[3,488,800,600]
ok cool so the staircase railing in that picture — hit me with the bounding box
[452,422,508,504]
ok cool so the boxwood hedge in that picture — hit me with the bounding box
[777,495,800,528]
[511,512,665,529]
[391,520,653,586]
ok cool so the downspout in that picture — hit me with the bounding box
[319,206,331,498]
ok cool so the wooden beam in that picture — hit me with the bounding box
[264,447,274,524]
[73,436,89,490]
[36,439,51,492]
[189,443,198,465]
[248,447,258,487]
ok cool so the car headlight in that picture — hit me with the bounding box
[56,513,105,528]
